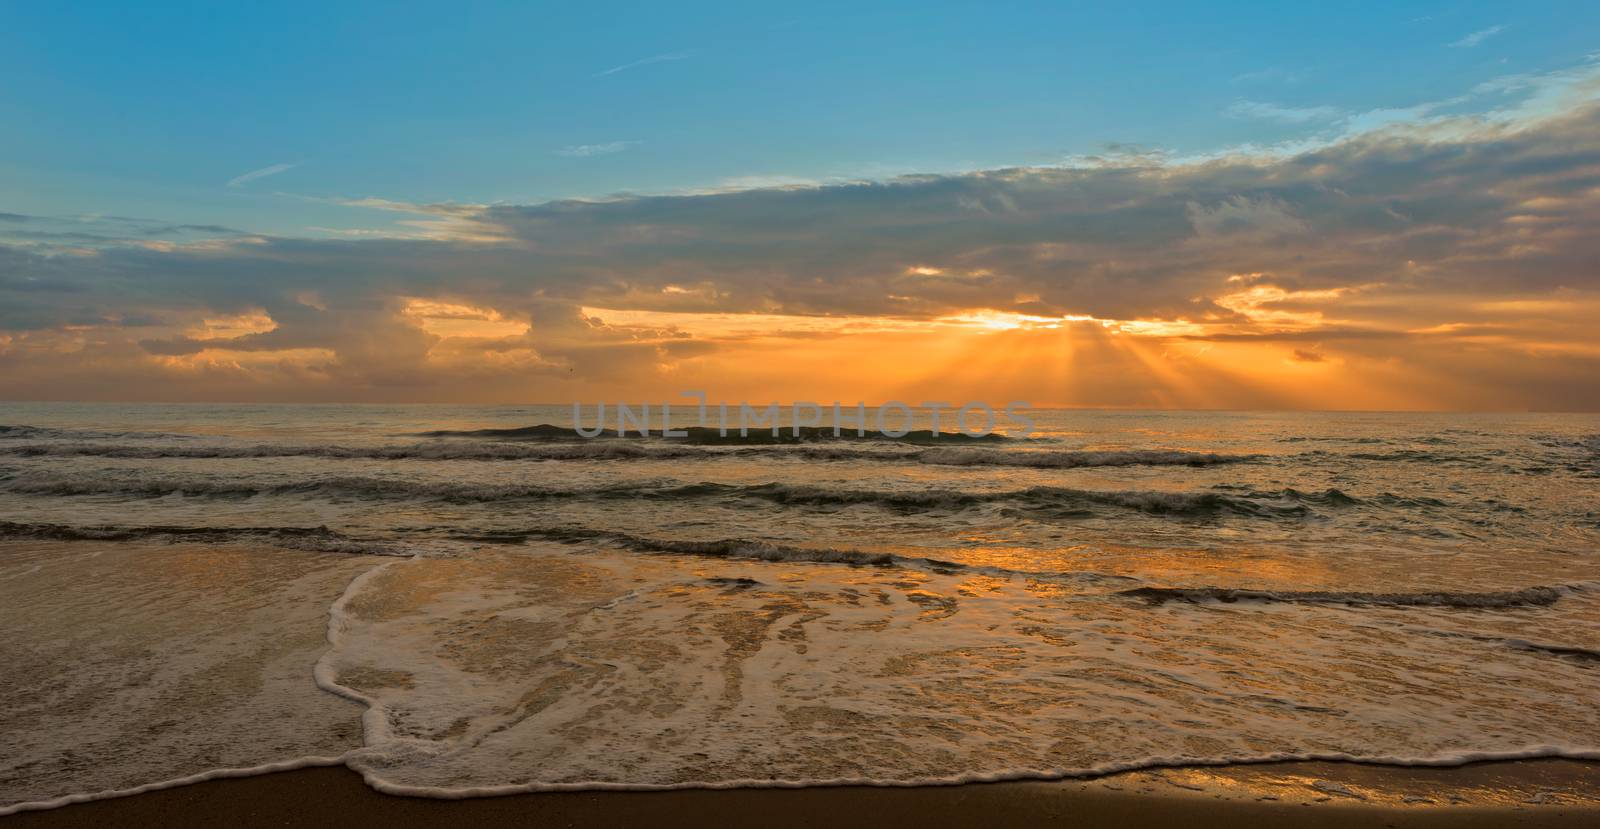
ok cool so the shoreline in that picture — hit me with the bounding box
[6,759,1599,828]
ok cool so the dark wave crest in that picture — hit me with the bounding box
[453,525,1134,584]
[0,470,1358,519]
[729,483,1354,518]
[1119,584,1579,609]
[0,520,403,556]
[0,424,193,442]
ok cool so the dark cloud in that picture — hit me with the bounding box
[140,224,245,236]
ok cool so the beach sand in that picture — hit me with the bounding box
[6,759,1599,827]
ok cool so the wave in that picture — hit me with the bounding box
[450,525,1130,584]
[0,520,405,556]
[0,472,724,502]
[1537,434,1600,476]
[1399,623,1600,663]
[1298,448,1492,466]
[415,424,1014,444]
[1117,583,1590,609]
[1344,450,1477,464]
[731,483,1354,518]
[0,471,1361,519]
[468,526,942,568]
[0,473,605,501]
[1496,639,1600,663]
[0,473,771,503]
[1278,435,1388,444]
[0,515,1119,582]
[0,424,193,442]
[0,441,1251,469]
[911,447,1248,468]
[1534,434,1600,453]
[0,441,718,462]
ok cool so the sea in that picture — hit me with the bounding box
[1,402,1598,810]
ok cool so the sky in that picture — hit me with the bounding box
[3,1,1600,409]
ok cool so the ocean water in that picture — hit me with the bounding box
[1,403,1598,809]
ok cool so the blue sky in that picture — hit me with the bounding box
[6,1,1596,237]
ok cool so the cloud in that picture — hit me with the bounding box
[4,63,1600,407]
[556,141,641,158]
[0,213,248,251]
[1185,196,1307,239]
[594,50,695,78]
[1226,100,1342,123]
[141,223,243,236]
[1449,25,1504,48]
[226,162,298,188]
[324,198,508,242]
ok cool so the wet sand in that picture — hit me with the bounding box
[7,759,1599,828]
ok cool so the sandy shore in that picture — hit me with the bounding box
[6,759,1599,828]
[4,541,1598,826]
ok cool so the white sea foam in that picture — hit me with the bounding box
[302,548,1600,796]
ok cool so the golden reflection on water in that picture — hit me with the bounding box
[951,537,1337,589]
